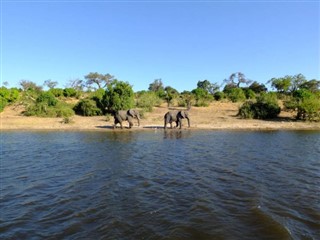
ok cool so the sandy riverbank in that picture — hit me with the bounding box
[1,102,319,131]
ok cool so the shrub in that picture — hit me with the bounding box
[213,91,225,101]
[24,101,74,118]
[90,88,106,112]
[284,90,320,121]
[36,92,58,106]
[243,89,256,100]
[49,88,64,97]
[191,88,213,107]
[73,99,102,116]
[103,80,135,111]
[296,93,320,121]
[63,88,78,98]
[136,91,162,112]
[227,88,246,102]
[238,93,281,119]
[0,96,8,112]
[0,87,20,103]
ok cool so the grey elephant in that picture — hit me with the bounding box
[164,110,190,129]
[114,109,140,129]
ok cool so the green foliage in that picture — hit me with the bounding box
[63,88,78,98]
[238,93,281,119]
[243,88,256,100]
[191,88,213,107]
[73,99,102,116]
[300,79,320,93]
[285,89,320,121]
[136,91,162,112]
[20,80,42,92]
[84,72,114,89]
[197,80,219,95]
[0,96,8,112]
[164,86,179,107]
[90,88,106,112]
[36,92,58,106]
[25,101,74,118]
[179,91,194,108]
[0,87,20,103]
[248,81,267,93]
[48,88,64,97]
[213,91,225,101]
[297,95,320,121]
[268,74,308,94]
[226,88,246,102]
[103,80,134,111]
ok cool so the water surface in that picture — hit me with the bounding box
[1,130,320,239]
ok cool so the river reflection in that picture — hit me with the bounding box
[1,130,320,239]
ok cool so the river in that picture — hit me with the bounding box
[1,130,319,239]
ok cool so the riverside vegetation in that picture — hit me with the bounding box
[1,72,320,125]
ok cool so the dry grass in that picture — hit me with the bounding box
[1,102,319,131]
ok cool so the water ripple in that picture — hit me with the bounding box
[1,130,320,239]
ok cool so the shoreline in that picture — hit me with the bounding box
[1,102,319,131]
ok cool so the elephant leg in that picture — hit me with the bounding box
[128,116,134,128]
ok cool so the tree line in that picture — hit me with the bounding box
[1,72,319,122]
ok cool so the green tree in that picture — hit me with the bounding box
[164,86,179,107]
[224,72,252,87]
[43,79,58,89]
[73,99,102,116]
[227,88,246,102]
[84,72,114,90]
[248,81,267,93]
[136,91,162,112]
[238,93,280,119]
[103,80,134,112]
[300,79,320,93]
[191,88,213,107]
[148,79,164,92]
[197,80,219,95]
[179,91,194,109]
[267,74,307,94]
[20,80,42,92]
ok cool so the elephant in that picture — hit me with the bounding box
[164,110,190,129]
[113,109,140,129]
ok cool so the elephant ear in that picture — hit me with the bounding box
[180,111,186,118]
[128,109,136,117]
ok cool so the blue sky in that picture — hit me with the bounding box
[1,0,319,92]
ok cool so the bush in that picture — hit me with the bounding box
[90,88,106,112]
[24,101,74,118]
[0,96,8,112]
[36,92,58,106]
[73,99,102,116]
[103,80,135,111]
[243,89,256,100]
[238,93,281,119]
[48,88,64,97]
[227,88,246,102]
[297,97,320,121]
[0,87,20,104]
[191,88,213,107]
[63,88,78,98]
[136,91,162,112]
[213,91,225,101]
[284,90,320,121]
